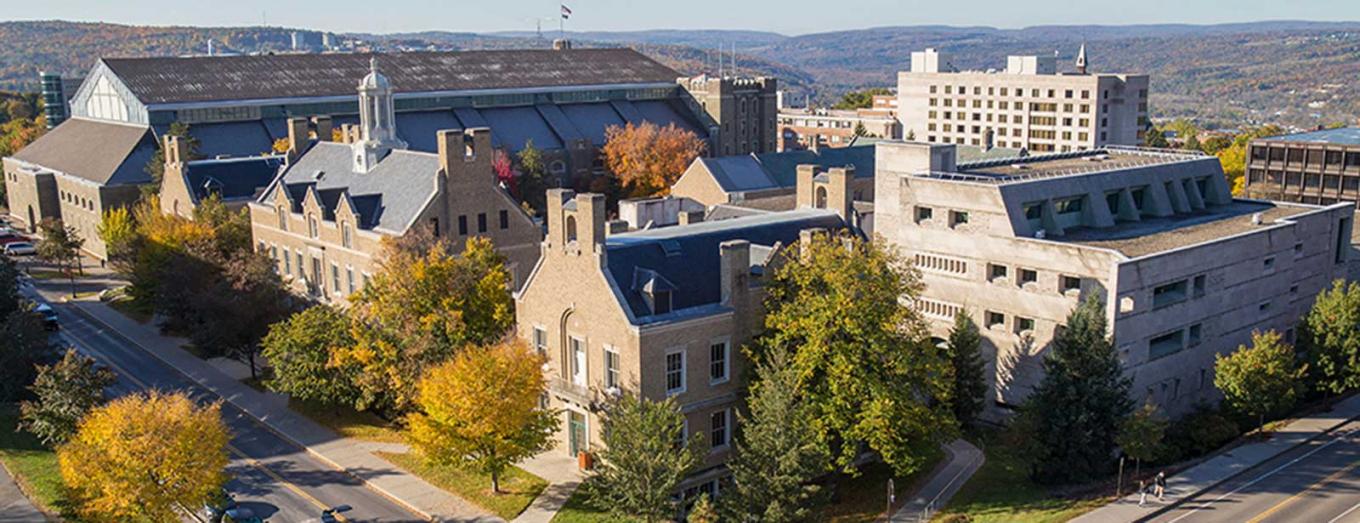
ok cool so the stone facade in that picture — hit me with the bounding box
[678,75,779,157]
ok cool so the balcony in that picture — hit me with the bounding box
[549,376,596,406]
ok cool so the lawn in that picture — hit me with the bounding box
[288,398,407,444]
[933,430,1109,523]
[551,481,638,523]
[378,450,548,520]
[0,405,79,520]
[25,269,71,281]
[107,297,152,324]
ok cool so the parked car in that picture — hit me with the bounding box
[0,231,26,246]
[33,303,58,331]
[4,242,36,256]
[203,489,237,523]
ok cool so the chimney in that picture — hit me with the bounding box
[437,128,494,185]
[826,166,854,220]
[312,116,333,142]
[678,210,704,226]
[286,117,310,160]
[437,129,465,177]
[575,193,607,252]
[795,164,819,209]
[719,240,751,308]
[546,188,576,249]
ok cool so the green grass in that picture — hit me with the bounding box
[820,449,945,523]
[933,430,1109,523]
[0,405,79,520]
[26,269,69,281]
[551,481,638,523]
[107,298,152,324]
[288,398,407,444]
[378,450,548,520]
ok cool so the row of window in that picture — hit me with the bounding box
[60,190,96,212]
[259,241,368,297]
[929,85,1096,100]
[1248,170,1360,194]
[913,206,970,227]
[986,263,1083,294]
[533,328,732,396]
[1250,146,1360,168]
[929,101,1096,115]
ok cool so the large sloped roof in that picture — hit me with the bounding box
[102,49,681,105]
[267,142,439,234]
[183,156,284,202]
[11,118,156,186]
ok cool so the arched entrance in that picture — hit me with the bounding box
[25,206,35,233]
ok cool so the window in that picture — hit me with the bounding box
[710,410,729,449]
[570,337,587,386]
[1060,275,1081,294]
[283,250,292,274]
[346,267,355,294]
[665,350,686,394]
[709,341,729,383]
[533,327,548,355]
[1149,330,1184,360]
[604,347,620,389]
[499,210,509,230]
[1055,197,1084,215]
[988,264,1009,282]
[277,207,288,231]
[1262,257,1276,272]
[296,253,305,278]
[1023,203,1042,221]
[1019,269,1038,286]
[341,222,353,248]
[1015,317,1035,334]
[331,263,340,293]
[1188,324,1202,346]
[916,206,934,223]
[477,213,487,233]
[458,215,468,235]
[1153,280,1188,308]
[431,217,440,237]
[308,215,319,238]
[1193,275,1207,297]
[651,289,672,315]
[986,311,1005,330]
[950,210,970,227]
[1259,300,1272,313]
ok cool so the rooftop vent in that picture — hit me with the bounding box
[660,240,683,257]
[312,170,325,181]
[1251,212,1264,225]
[1012,164,1030,170]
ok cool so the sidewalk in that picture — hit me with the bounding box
[0,463,45,523]
[1072,393,1360,523]
[513,451,584,523]
[890,439,985,522]
[56,293,502,523]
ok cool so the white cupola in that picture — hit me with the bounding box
[353,56,407,172]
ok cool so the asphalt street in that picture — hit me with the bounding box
[43,295,424,522]
[1148,421,1360,523]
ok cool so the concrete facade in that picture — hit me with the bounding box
[677,75,779,156]
[874,141,1354,418]
[898,48,1148,153]
[1244,128,1360,205]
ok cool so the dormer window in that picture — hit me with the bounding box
[652,290,672,315]
[308,215,319,238]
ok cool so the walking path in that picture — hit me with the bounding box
[0,463,45,523]
[50,290,501,523]
[513,451,584,523]
[890,438,985,522]
[1072,393,1360,523]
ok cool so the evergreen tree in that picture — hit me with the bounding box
[516,139,549,213]
[1022,296,1132,485]
[724,345,829,522]
[1299,279,1360,396]
[144,122,199,191]
[687,493,718,523]
[947,311,988,429]
[585,394,703,522]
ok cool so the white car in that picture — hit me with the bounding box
[4,242,36,256]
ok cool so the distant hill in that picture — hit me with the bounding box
[3,20,1359,129]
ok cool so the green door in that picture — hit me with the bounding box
[568,411,587,456]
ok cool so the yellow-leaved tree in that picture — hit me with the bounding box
[407,340,557,493]
[58,391,230,522]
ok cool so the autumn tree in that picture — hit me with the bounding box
[585,394,703,522]
[1021,296,1132,485]
[407,340,556,493]
[335,236,514,414]
[1144,128,1169,148]
[20,349,115,446]
[492,148,518,197]
[1299,279,1360,396]
[723,345,829,521]
[516,140,549,213]
[688,493,718,523]
[1216,124,1285,195]
[602,122,706,198]
[1215,330,1307,432]
[1117,400,1169,479]
[59,391,229,522]
[755,232,955,476]
[947,311,988,429]
[262,305,360,406]
[97,206,138,273]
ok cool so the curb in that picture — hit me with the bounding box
[1132,400,1360,523]
[63,301,446,522]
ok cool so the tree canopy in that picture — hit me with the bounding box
[21,349,115,447]
[1215,330,1306,431]
[947,311,988,429]
[585,394,703,522]
[832,88,892,110]
[262,304,360,406]
[1299,279,1360,395]
[602,122,706,198]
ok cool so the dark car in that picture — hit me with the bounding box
[33,303,58,331]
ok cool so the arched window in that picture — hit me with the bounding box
[565,215,578,243]
[815,186,828,208]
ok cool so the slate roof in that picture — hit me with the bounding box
[102,49,681,105]
[182,156,283,202]
[264,142,440,233]
[604,208,847,322]
[696,144,876,194]
[1260,127,1360,146]
[11,118,157,186]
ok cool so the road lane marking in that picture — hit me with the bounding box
[1246,458,1360,523]
[1165,426,1360,523]
[57,318,348,522]
[1328,501,1360,523]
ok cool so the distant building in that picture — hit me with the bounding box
[874,141,1353,417]
[676,75,779,156]
[897,46,1149,153]
[1244,127,1360,205]
[778,94,901,150]
[39,72,81,129]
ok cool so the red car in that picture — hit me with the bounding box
[0,230,27,246]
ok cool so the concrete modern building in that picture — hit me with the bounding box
[676,75,779,156]
[514,172,857,494]
[247,62,541,301]
[1244,127,1360,205]
[778,95,902,151]
[874,141,1354,417]
[898,47,1148,153]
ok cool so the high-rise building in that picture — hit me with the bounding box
[897,47,1149,153]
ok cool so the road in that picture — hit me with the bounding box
[1148,421,1360,523]
[42,294,424,522]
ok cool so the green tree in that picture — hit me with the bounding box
[585,394,703,522]
[188,249,292,379]
[947,311,988,429]
[1022,296,1132,485]
[36,218,84,280]
[1299,279,1360,396]
[516,139,549,213]
[852,121,870,138]
[1215,330,1307,432]
[262,305,360,406]
[756,232,955,476]
[1144,128,1169,148]
[688,493,718,523]
[20,349,115,447]
[406,340,557,493]
[0,257,48,402]
[1217,124,1285,196]
[1117,400,1168,478]
[97,206,139,273]
[144,122,199,191]
[832,88,892,110]
[1182,134,1202,152]
[724,345,829,521]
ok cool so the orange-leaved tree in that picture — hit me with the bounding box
[602,122,706,198]
[406,339,557,493]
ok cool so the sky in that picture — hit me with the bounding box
[10,0,1360,36]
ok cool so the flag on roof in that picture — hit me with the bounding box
[561,4,572,19]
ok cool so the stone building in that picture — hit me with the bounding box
[873,141,1354,417]
[1243,127,1360,205]
[513,173,855,494]
[777,95,902,151]
[247,62,541,302]
[897,47,1148,153]
[676,75,779,156]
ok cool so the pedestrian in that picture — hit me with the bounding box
[1138,479,1147,507]
[1155,471,1166,501]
